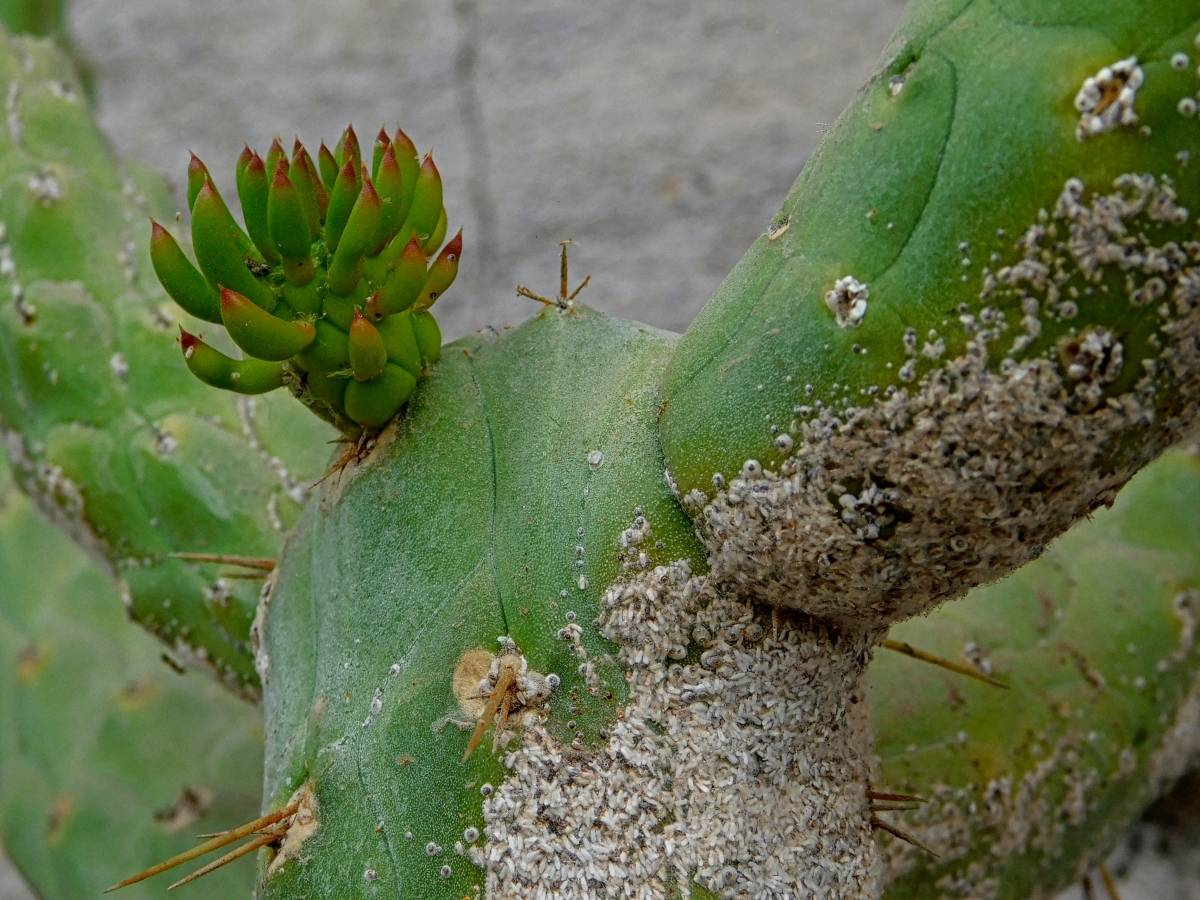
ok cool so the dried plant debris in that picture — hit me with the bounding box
[478,554,881,900]
[681,174,1200,626]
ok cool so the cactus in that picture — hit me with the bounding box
[0,27,335,697]
[659,0,1200,628]
[152,130,460,435]
[875,446,1200,900]
[1,2,1200,900]
[0,452,261,900]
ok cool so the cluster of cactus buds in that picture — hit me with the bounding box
[149,125,460,434]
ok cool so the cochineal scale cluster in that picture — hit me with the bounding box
[149,125,461,434]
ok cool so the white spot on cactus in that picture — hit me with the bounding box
[1171,52,1191,71]
[1180,97,1198,118]
[1074,56,1143,140]
[587,449,604,468]
[109,353,128,379]
[824,276,869,328]
[47,80,77,102]
[364,869,378,882]
[5,81,21,145]
[28,169,63,205]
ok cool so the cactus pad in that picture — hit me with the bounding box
[0,454,262,900]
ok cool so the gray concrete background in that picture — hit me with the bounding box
[67,0,906,339]
[1,0,1198,898]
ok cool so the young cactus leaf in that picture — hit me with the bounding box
[189,154,259,261]
[399,152,443,244]
[371,125,390,181]
[410,309,441,369]
[374,311,423,376]
[326,175,382,295]
[412,228,461,312]
[267,162,315,284]
[421,206,448,254]
[149,221,222,323]
[373,143,406,252]
[186,151,209,213]
[337,123,362,175]
[219,287,315,361]
[322,156,359,254]
[235,144,253,192]
[298,144,330,221]
[348,309,387,381]
[392,125,420,218]
[343,361,416,428]
[264,136,286,185]
[293,319,351,374]
[366,236,427,318]
[318,141,339,191]
[236,152,281,265]
[288,141,322,238]
[658,1,1200,627]
[178,327,285,394]
[192,178,277,311]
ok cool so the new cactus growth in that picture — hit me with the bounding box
[149,129,460,435]
[3,2,1200,900]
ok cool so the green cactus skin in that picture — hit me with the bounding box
[256,307,713,898]
[0,29,336,696]
[0,453,261,900]
[873,445,1200,900]
[154,130,463,436]
[658,0,1200,626]
[0,0,66,45]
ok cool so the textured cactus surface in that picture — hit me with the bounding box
[0,452,261,900]
[256,307,1200,898]
[258,307,704,898]
[0,27,335,696]
[875,446,1200,900]
[660,0,1200,625]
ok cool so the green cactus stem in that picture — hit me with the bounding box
[0,454,262,900]
[659,0,1200,627]
[151,128,462,435]
[249,300,1200,900]
[0,28,335,695]
[874,445,1200,900]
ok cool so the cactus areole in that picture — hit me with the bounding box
[112,2,1200,899]
[150,126,459,436]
